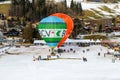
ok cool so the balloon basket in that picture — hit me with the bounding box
[51,52,56,56]
[50,47,56,56]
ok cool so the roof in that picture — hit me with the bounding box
[34,40,46,44]
[65,39,101,43]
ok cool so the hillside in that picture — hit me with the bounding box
[0,1,120,19]
[0,3,11,16]
[80,2,120,20]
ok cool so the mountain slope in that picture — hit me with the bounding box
[81,2,120,20]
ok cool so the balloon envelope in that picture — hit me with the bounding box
[38,16,67,47]
[51,13,74,48]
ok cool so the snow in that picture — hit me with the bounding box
[0,1,120,79]
[34,40,46,44]
[0,45,120,80]
[0,1,11,4]
[0,46,9,55]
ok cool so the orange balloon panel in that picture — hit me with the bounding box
[51,13,74,48]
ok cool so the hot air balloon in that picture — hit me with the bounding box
[51,13,74,48]
[38,16,67,55]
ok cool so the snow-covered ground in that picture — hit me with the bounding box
[0,45,120,80]
[0,1,11,4]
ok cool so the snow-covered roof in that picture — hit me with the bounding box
[102,39,120,43]
[65,39,101,43]
[110,38,120,42]
[111,32,120,35]
[34,40,46,44]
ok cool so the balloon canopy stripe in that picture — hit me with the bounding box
[46,43,58,47]
[38,23,66,29]
[43,38,62,42]
[39,22,65,24]
[40,16,65,23]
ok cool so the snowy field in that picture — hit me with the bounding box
[0,45,120,80]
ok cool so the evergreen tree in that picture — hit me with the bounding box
[36,0,46,19]
[20,0,25,17]
[64,0,67,9]
[32,0,35,5]
[70,0,74,9]
[78,2,84,16]
[32,28,41,40]
[70,18,83,38]
[11,0,18,5]
[98,24,102,32]
[22,22,33,43]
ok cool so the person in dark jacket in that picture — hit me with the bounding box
[98,52,100,56]
[83,57,87,62]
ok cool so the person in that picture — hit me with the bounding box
[73,50,76,53]
[83,50,85,53]
[107,51,110,54]
[33,56,38,61]
[112,57,115,63]
[83,57,87,62]
[47,55,51,60]
[38,55,41,60]
[49,49,50,52]
[64,49,66,52]
[70,48,73,51]
[67,50,69,53]
[86,49,89,51]
[57,55,60,58]
[98,52,100,56]
[104,53,106,57]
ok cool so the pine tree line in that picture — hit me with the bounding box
[9,0,84,21]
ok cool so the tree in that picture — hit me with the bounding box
[70,18,83,38]
[55,1,67,13]
[22,22,41,43]
[70,0,74,9]
[64,0,67,9]
[10,0,82,22]
[98,24,102,32]
[20,0,25,17]
[32,28,41,40]
[78,2,84,16]
[32,0,35,5]
[22,22,33,43]
[70,0,77,15]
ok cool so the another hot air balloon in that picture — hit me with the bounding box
[51,13,74,48]
[38,16,67,55]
